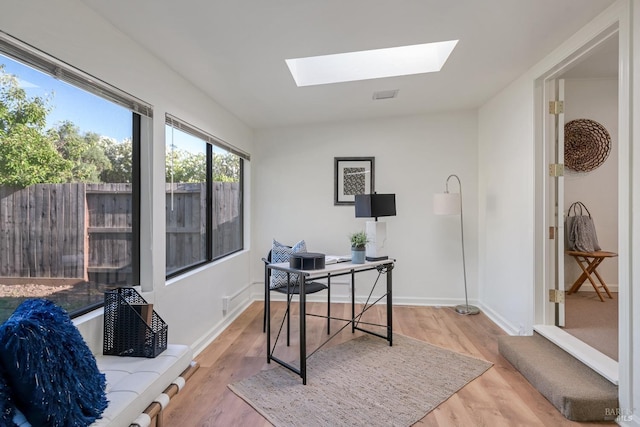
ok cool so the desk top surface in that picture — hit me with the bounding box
[268,258,395,277]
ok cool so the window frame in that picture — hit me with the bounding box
[0,32,146,318]
[165,114,246,279]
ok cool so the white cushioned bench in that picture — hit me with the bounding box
[13,344,197,427]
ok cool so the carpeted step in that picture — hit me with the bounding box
[498,333,618,422]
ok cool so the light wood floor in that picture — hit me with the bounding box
[163,301,615,426]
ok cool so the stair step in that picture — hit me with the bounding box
[498,333,618,422]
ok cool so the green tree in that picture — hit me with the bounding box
[213,152,240,182]
[165,149,240,183]
[167,149,206,183]
[0,66,73,187]
[100,138,133,183]
[50,121,111,182]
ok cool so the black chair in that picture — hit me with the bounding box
[263,249,331,342]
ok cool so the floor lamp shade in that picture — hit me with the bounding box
[355,194,396,261]
[433,193,460,215]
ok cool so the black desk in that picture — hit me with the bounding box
[265,258,395,384]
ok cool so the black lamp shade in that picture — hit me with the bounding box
[355,194,396,218]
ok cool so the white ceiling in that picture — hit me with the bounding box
[80,0,616,129]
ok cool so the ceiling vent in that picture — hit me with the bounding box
[372,89,399,100]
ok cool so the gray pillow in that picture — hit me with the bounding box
[270,239,306,289]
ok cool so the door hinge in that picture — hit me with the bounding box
[549,163,564,177]
[549,289,565,303]
[549,100,564,115]
[549,226,555,240]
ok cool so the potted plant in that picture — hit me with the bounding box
[349,231,368,264]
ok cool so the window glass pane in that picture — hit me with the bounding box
[212,146,242,258]
[0,55,138,323]
[165,125,207,275]
[165,116,244,277]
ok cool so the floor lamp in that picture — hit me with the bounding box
[433,174,479,315]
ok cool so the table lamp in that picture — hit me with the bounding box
[433,174,479,315]
[355,193,396,261]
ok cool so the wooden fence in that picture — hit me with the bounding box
[0,182,240,281]
[87,183,133,283]
[212,182,242,257]
[0,184,87,279]
[166,183,206,273]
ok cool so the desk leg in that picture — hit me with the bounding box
[351,270,356,333]
[300,276,307,385]
[286,274,291,346]
[264,265,268,333]
[327,276,331,335]
[387,263,393,346]
[266,271,271,364]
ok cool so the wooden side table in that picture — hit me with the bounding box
[565,250,617,302]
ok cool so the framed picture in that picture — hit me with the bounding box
[334,157,375,205]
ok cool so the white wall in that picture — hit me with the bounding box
[563,78,618,288]
[252,112,479,306]
[477,78,536,335]
[0,0,256,353]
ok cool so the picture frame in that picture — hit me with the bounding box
[334,157,375,205]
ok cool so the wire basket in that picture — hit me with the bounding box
[564,118,611,172]
[103,287,168,358]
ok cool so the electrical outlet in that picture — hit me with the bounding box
[222,297,230,312]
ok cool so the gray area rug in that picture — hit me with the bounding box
[228,334,492,427]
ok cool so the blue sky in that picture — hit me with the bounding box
[1,53,132,141]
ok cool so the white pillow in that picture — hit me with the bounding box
[270,239,306,289]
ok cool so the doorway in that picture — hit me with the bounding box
[559,34,619,362]
[534,25,623,384]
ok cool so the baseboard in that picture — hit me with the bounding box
[250,280,481,311]
[191,298,254,357]
[477,302,524,336]
[249,281,527,337]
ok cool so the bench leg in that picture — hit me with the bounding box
[130,362,199,427]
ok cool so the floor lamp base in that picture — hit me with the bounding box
[455,304,480,315]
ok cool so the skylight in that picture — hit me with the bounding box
[286,40,458,87]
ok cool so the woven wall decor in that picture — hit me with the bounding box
[564,118,611,172]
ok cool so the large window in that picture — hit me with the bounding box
[0,35,148,322]
[166,115,245,277]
